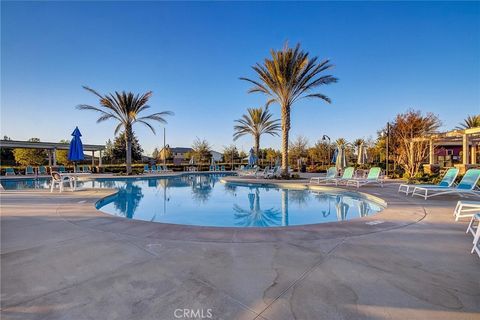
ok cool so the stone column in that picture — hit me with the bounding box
[92,151,95,167]
[99,150,103,166]
[471,145,477,164]
[462,134,469,165]
[48,149,52,166]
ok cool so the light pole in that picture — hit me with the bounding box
[163,127,166,166]
[381,123,390,177]
[322,135,331,165]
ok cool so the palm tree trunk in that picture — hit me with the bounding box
[254,134,260,164]
[125,124,133,175]
[281,104,290,177]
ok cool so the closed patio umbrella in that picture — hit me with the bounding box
[248,148,256,166]
[335,145,347,171]
[68,127,84,171]
[357,143,367,165]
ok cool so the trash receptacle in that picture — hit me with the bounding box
[301,164,306,173]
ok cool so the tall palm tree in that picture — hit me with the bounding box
[456,115,480,129]
[77,86,173,174]
[233,106,280,159]
[240,43,338,176]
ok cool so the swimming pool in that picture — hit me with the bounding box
[1,174,384,227]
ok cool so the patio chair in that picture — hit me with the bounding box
[310,167,337,184]
[50,171,74,192]
[330,167,355,186]
[83,165,91,173]
[5,168,15,176]
[466,213,480,258]
[58,166,66,173]
[398,167,459,195]
[265,166,281,179]
[221,165,225,171]
[38,166,47,175]
[454,201,480,221]
[209,165,214,171]
[411,169,480,200]
[150,165,157,173]
[346,167,383,188]
[163,165,173,172]
[25,166,35,175]
[215,165,220,171]
[76,165,84,173]
[143,165,150,174]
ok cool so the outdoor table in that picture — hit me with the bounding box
[59,172,91,191]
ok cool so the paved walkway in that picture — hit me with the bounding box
[1,182,479,320]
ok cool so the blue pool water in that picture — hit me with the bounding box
[1,174,384,227]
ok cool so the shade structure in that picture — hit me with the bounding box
[68,127,84,162]
[248,148,256,165]
[335,145,347,171]
[357,143,368,165]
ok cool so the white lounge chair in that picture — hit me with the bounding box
[346,167,383,188]
[454,201,480,221]
[265,166,281,179]
[398,167,459,195]
[466,213,480,258]
[50,171,74,192]
[310,167,337,184]
[411,169,480,200]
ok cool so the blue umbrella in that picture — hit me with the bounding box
[68,127,84,164]
[248,148,256,166]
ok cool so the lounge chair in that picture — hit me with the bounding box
[151,165,157,173]
[25,166,35,175]
[215,165,220,171]
[398,167,459,195]
[76,165,84,173]
[221,165,225,171]
[411,169,480,200]
[38,166,47,175]
[310,167,337,184]
[265,166,281,179]
[143,165,150,174]
[50,171,74,192]
[466,213,480,258]
[209,165,214,171]
[454,201,480,221]
[83,165,91,173]
[5,168,15,176]
[58,166,66,173]
[256,166,269,178]
[330,167,355,186]
[346,167,383,188]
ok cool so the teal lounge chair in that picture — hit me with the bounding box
[38,166,47,175]
[150,165,157,173]
[5,168,15,176]
[143,165,150,174]
[76,165,84,173]
[221,165,225,171]
[398,167,459,195]
[412,169,480,200]
[346,167,383,188]
[330,167,355,185]
[25,166,35,175]
[83,165,91,173]
[215,165,220,171]
[310,167,337,184]
[58,166,66,173]
[209,165,214,171]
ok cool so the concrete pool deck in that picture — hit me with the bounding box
[1,177,479,319]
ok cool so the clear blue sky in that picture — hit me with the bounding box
[1,1,479,155]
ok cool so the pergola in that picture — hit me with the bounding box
[0,140,105,167]
[412,127,480,172]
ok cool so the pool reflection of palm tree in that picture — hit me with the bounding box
[233,189,282,227]
[191,175,213,203]
[113,182,144,219]
[287,190,310,207]
[314,193,334,218]
[357,200,370,218]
